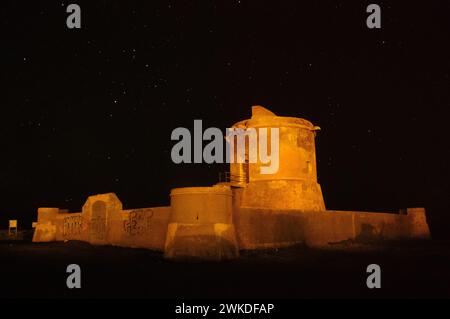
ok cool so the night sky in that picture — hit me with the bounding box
[2,1,450,238]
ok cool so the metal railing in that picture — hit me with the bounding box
[218,171,248,184]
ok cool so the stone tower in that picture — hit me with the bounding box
[230,106,326,211]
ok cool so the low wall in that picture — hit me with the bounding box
[233,208,309,249]
[234,208,430,249]
[114,207,171,250]
[34,207,171,251]
[56,212,84,241]
[32,193,431,255]
[32,194,171,251]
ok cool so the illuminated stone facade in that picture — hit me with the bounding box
[33,106,431,260]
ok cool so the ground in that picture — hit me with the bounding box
[0,237,449,299]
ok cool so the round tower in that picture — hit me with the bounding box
[164,185,239,260]
[229,106,325,211]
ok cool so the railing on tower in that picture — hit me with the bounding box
[219,166,249,185]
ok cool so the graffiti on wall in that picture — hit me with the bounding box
[123,209,154,236]
[63,215,83,237]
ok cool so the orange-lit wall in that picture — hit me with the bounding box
[31,106,432,260]
[33,192,430,255]
[234,207,430,249]
[33,194,171,251]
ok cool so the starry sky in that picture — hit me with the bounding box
[2,1,450,238]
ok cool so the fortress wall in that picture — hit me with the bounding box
[55,212,84,242]
[114,207,171,251]
[33,223,57,242]
[304,211,355,247]
[30,107,432,259]
[234,207,310,249]
[32,208,60,242]
[33,206,429,250]
[32,204,171,251]
[406,208,430,239]
[33,204,431,252]
[234,208,431,249]
[304,211,414,247]
[352,211,410,241]
[34,211,89,243]
[32,190,430,255]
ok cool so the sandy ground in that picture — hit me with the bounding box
[0,239,449,299]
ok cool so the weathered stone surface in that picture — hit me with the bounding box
[31,106,431,260]
[32,208,59,242]
[32,194,171,251]
[233,207,430,249]
[118,207,171,250]
[164,186,239,260]
[230,106,325,211]
[164,223,239,261]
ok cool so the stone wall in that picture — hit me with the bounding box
[234,208,430,249]
[117,207,171,250]
[32,192,431,259]
[32,193,171,251]
[233,180,325,211]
